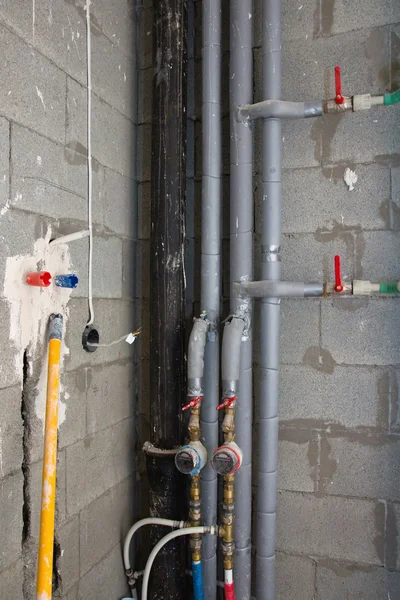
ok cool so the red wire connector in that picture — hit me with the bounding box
[25,271,52,287]
[334,66,344,105]
[216,396,237,411]
[182,397,203,411]
[334,255,344,293]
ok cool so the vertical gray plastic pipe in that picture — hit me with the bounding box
[200,1,221,598]
[230,2,253,598]
[255,0,282,598]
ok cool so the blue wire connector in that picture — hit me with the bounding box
[192,560,204,600]
[55,274,79,289]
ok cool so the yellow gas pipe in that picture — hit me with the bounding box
[36,313,63,600]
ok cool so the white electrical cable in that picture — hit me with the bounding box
[87,329,141,348]
[85,0,94,326]
[141,527,216,600]
[123,518,186,571]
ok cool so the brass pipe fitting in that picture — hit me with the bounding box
[188,407,201,441]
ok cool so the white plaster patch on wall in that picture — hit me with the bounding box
[3,227,73,428]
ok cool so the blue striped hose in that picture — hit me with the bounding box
[192,560,204,600]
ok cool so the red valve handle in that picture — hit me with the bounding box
[334,255,344,293]
[216,396,237,411]
[182,396,203,411]
[334,66,344,105]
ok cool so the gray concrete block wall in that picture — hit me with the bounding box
[0,1,139,598]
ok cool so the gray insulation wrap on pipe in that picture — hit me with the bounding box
[256,0,282,598]
[200,0,221,597]
[221,317,245,385]
[233,280,323,298]
[187,318,209,381]
[238,99,323,121]
[230,1,254,597]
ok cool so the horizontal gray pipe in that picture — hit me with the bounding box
[233,280,323,298]
[221,317,245,387]
[237,99,323,121]
[187,318,209,383]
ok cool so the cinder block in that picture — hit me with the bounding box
[0,0,86,85]
[279,233,352,282]
[0,118,9,210]
[0,24,66,143]
[329,0,400,35]
[0,560,24,600]
[263,298,320,365]
[0,386,23,477]
[278,28,390,104]
[278,438,315,493]
[276,552,316,600]
[0,471,23,571]
[103,168,137,239]
[138,182,151,240]
[79,476,135,575]
[59,369,87,450]
[277,491,383,564]
[133,240,150,299]
[58,516,80,594]
[321,298,400,366]
[389,502,400,570]
[0,299,23,389]
[362,231,400,281]
[328,105,400,165]
[64,298,136,371]
[86,361,135,434]
[138,67,153,124]
[30,453,66,541]
[63,583,79,600]
[68,234,123,299]
[316,562,388,600]
[91,32,134,119]
[325,434,400,501]
[11,124,103,224]
[78,543,130,600]
[66,418,134,515]
[66,77,135,178]
[278,365,387,430]
[87,0,136,58]
[258,165,391,235]
[392,167,400,230]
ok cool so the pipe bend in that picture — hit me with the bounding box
[233,280,323,298]
[237,99,323,121]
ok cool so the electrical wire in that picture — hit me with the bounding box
[87,329,141,348]
[123,518,186,572]
[141,527,216,600]
[85,0,94,326]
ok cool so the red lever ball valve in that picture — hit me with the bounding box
[334,66,344,105]
[334,255,344,293]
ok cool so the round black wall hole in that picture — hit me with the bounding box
[82,326,99,353]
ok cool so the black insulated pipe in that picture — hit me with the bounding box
[146,1,188,598]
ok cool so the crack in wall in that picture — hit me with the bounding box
[21,348,32,598]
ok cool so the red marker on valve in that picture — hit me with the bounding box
[334,66,344,105]
[216,396,237,411]
[182,396,203,411]
[334,255,344,293]
[26,271,52,287]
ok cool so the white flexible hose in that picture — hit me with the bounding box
[85,0,94,326]
[123,518,185,571]
[141,526,216,600]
